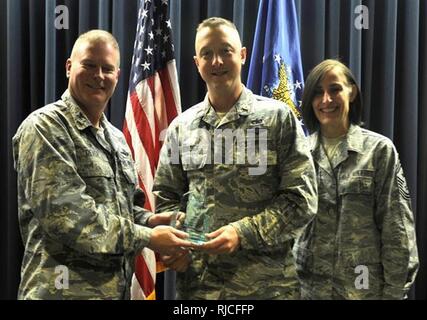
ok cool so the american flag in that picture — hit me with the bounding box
[123,0,181,300]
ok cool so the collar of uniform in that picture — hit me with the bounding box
[309,124,363,153]
[309,131,334,176]
[61,90,107,131]
[233,86,252,115]
[308,131,321,154]
[346,124,364,154]
[309,124,365,174]
[309,131,326,166]
[200,86,252,127]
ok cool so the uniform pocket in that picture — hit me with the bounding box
[340,175,374,195]
[79,159,114,178]
[77,159,114,201]
[117,150,137,185]
[338,173,377,244]
[341,246,381,265]
[181,152,208,171]
[240,147,277,177]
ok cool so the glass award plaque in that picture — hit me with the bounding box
[183,214,210,245]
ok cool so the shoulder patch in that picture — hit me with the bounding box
[395,162,411,201]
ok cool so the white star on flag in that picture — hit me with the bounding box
[144,46,153,55]
[142,61,150,70]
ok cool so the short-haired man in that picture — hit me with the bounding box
[13,30,192,300]
[154,18,318,299]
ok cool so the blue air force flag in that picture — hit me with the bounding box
[247,0,305,126]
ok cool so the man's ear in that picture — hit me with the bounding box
[350,84,357,102]
[241,47,247,65]
[65,59,71,78]
[193,56,199,68]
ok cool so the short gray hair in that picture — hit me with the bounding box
[71,29,120,67]
[196,17,238,33]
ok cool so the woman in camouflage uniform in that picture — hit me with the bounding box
[295,59,419,299]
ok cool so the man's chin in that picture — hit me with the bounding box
[88,92,108,101]
[210,79,229,88]
[82,96,108,109]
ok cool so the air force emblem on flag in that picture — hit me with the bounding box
[263,60,303,120]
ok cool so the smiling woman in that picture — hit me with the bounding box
[311,68,356,138]
[301,59,363,136]
[296,59,419,300]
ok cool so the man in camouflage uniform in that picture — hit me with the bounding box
[296,59,419,299]
[153,17,318,299]
[12,30,192,300]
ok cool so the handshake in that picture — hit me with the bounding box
[145,211,241,273]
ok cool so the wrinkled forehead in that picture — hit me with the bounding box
[195,25,241,53]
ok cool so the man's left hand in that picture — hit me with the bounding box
[198,225,240,254]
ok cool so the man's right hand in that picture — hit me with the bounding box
[147,225,193,256]
[147,211,186,229]
[160,251,192,272]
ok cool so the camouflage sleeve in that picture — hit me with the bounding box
[13,113,152,256]
[374,142,419,299]
[133,187,154,226]
[231,109,318,250]
[153,120,187,213]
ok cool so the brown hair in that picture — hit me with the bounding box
[301,59,363,133]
